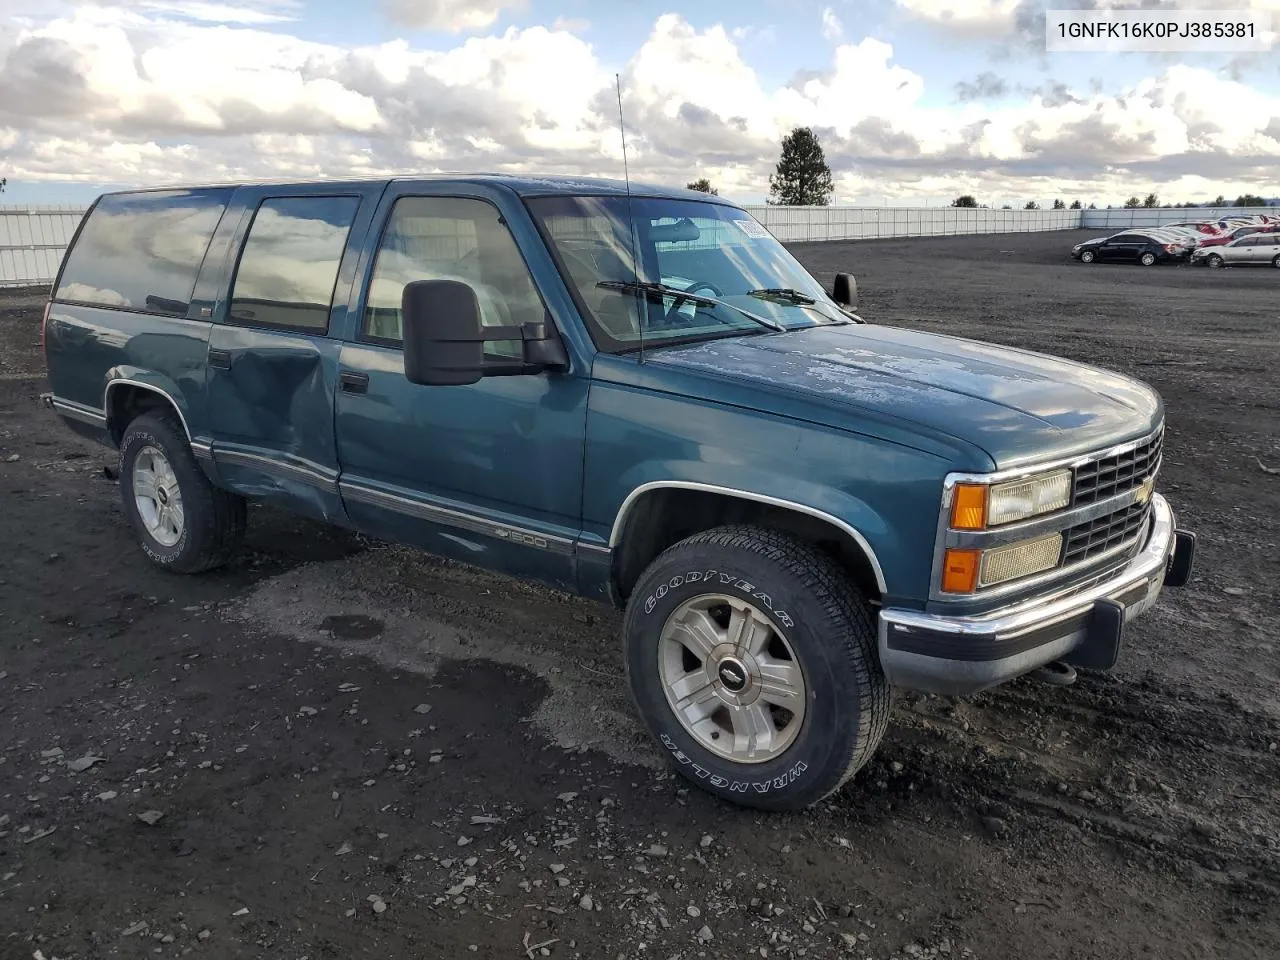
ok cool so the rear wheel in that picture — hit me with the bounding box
[1140,252,1157,266]
[623,525,890,811]
[119,412,246,573]
[1272,254,1280,268]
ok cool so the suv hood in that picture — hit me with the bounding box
[647,324,1162,470]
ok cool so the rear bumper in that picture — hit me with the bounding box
[879,493,1193,695]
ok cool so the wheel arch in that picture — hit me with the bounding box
[609,481,888,606]
[103,376,193,448]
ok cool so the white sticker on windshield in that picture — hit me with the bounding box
[732,218,771,239]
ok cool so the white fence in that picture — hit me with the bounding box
[4,201,1278,287]
[1080,206,1278,230]
[0,206,87,288]
[741,205,1080,242]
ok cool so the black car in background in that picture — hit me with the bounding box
[1070,231,1186,266]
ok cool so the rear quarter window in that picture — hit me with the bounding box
[227,196,360,333]
[55,189,232,316]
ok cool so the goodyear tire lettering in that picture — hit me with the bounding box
[643,571,792,633]
[659,734,808,792]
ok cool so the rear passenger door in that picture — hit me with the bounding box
[203,184,383,522]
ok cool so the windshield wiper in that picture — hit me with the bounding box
[747,287,852,325]
[597,280,785,333]
[747,287,816,305]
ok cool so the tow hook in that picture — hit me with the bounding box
[1029,660,1077,687]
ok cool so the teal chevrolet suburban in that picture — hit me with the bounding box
[42,175,1196,811]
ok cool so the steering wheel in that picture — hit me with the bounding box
[662,280,723,327]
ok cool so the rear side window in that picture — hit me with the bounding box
[55,188,231,316]
[228,196,360,333]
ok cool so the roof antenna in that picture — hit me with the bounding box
[615,72,645,363]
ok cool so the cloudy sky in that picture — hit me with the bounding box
[1,0,1278,207]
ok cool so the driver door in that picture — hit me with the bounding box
[333,185,591,591]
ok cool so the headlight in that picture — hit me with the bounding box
[941,534,1064,593]
[978,534,1063,586]
[950,469,1072,529]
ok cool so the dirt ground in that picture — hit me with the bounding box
[1,228,1277,960]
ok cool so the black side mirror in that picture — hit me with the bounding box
[832,272,857,310]
[401,279,567,387]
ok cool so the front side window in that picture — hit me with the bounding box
[527,195,847,353]
[228,196,359,333]
[55,188,231,315]
[363,196,543,358]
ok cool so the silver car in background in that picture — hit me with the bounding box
[1191,233,1280,268]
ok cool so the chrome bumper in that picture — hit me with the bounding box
[879,493,1188,695]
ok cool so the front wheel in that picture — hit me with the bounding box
[1207,254,1224,269]
[623,525,890,811]
[1079,250,1096,263]
[1140,252,1157,266]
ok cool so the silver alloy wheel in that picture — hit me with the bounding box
[132,445,185,547]
[1080,251,1095,263]
[1141,252,1156,265]
[1208,255,1223,268]
[658,594,806,764]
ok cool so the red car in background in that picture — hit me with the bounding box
[1196,223,1280,248]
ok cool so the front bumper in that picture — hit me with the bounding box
[878,493,1194,695]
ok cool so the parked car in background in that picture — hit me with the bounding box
[1191,233,1280,268]
[1164,221,1223,237]
[1196,224,1280,248]
[1071,231,1187,265]
[1147,227,1202,252]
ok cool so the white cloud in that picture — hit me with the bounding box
[551,16,589,32]
[0,5,1277,207]
[893,0,1022,37]
[381,0,527,32]
[820,7,842,41]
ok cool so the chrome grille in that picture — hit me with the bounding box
[1062,500,1152,566]
[1072,430,1162,506]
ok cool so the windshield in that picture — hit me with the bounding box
[526,195,849,353]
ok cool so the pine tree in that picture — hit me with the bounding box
[768,127,834,206]
[686,178,718,195]
[1069,200,1082,210]
[1052,199,1066,209]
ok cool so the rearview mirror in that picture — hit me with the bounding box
[832,272,857,310]
[401,279,568,387]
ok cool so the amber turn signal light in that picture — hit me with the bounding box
[950,483,988,530]
[942,548,981,594]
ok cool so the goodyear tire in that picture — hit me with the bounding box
[119,412,246,573]
[623,525,890,811]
